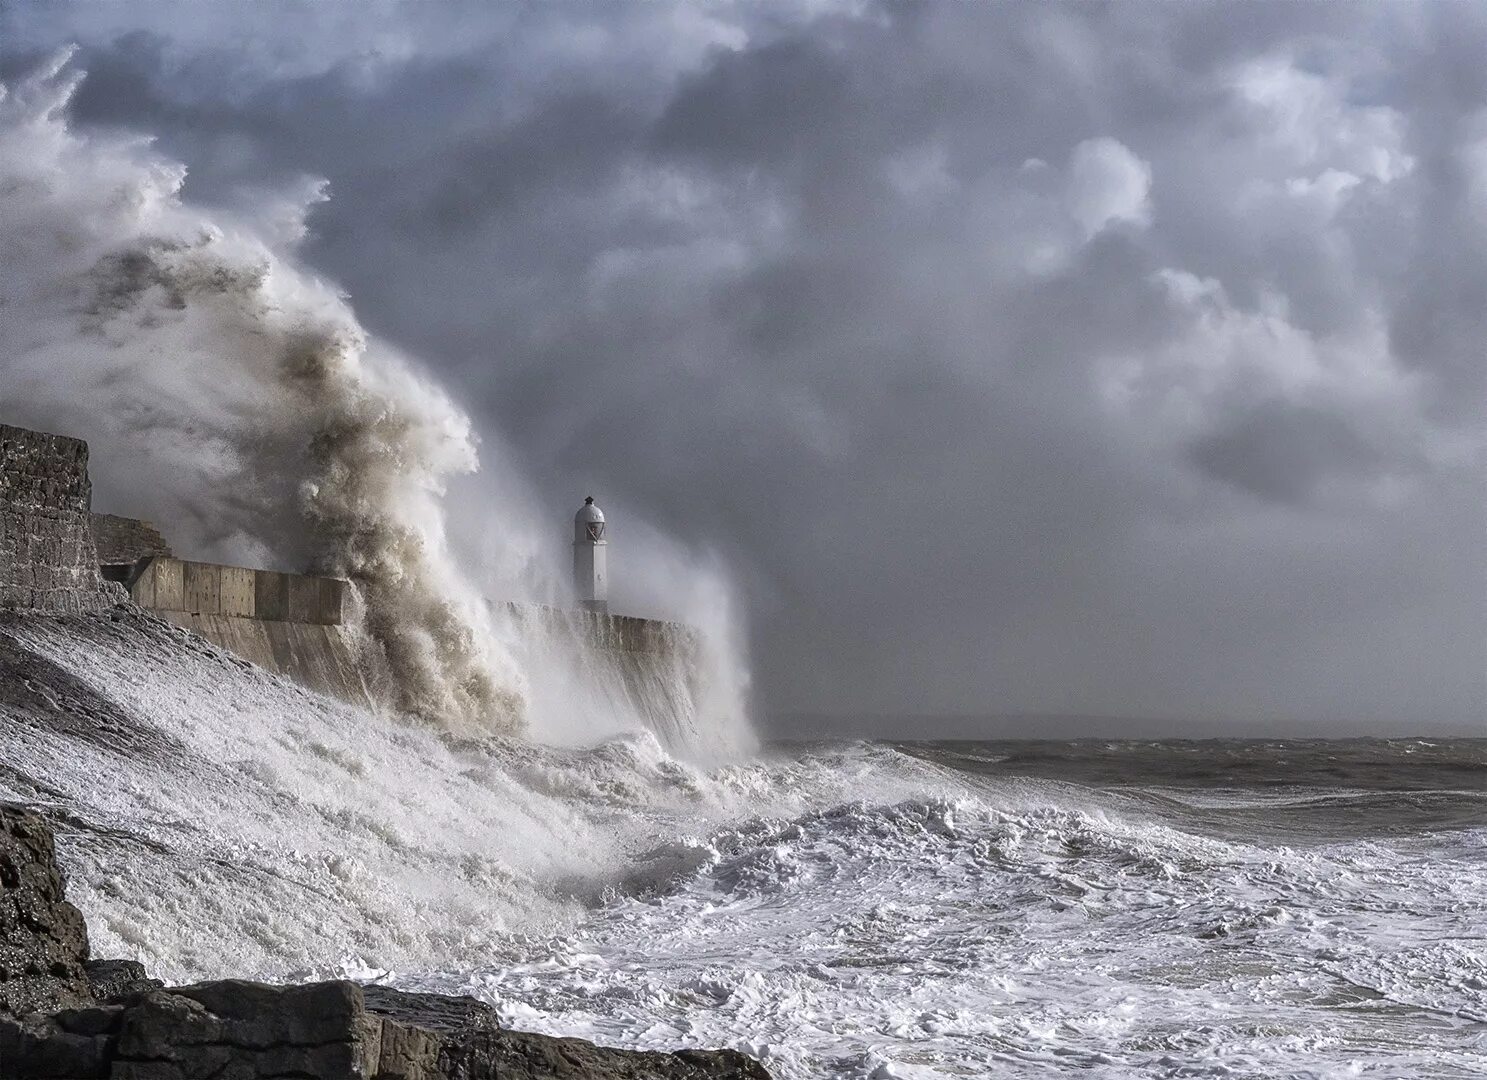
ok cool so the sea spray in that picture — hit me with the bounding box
[0,51,759,749]
[0,49,523,732]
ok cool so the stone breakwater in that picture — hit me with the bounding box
[0,804,771,1080]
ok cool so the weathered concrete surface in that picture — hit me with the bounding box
[506,605,700,657]
[0,806,772,1080]
[154,611,383,710]
[116,558,379,707]
[0,806,93,1019]
[89,515,171,567]
[127,558,345,626]
[0,424,119,614]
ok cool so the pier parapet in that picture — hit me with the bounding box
[102,551,372,706]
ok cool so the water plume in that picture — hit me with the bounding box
[0,50,523,732]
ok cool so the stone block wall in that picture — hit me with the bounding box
[90,513,172,566]
[0,424,115,614]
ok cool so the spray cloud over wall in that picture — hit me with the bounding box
[0,50,751,749]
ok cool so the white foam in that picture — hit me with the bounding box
[4,614,1483,1077]
[407,793,1487,1078]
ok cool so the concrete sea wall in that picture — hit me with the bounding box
[505,604,707,752]
[120,557,380,708]
[125,557,345,625]
[0,424,117,614]
[0,421,376,708]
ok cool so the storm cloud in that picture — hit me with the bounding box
[3,0,1483,734]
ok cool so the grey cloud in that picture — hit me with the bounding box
[3,0,1483,732]
[1187,401,1382,505]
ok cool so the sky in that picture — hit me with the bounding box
[2,1,1484,735]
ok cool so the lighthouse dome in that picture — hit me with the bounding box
[575,496,606,542]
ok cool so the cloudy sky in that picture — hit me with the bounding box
[4,1,1484,734]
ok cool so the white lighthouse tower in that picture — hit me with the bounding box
[573,496,608,613]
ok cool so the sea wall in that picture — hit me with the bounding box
[119,556,380,708]
[2,422,710,732]
[126,557,345,625]
[0,424,117,614]
[505,604,709,752]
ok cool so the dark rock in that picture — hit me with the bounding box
[109,984,378,1079]
[362,984,502,1034]
[0,1007,118,1078]
[86,959,165,1003]
[363,984,771,1078]
[0,804,92,1019]
[456,1027,773,1080]
[4,978,769,1079]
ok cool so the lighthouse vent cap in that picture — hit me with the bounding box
[575,497,605,524]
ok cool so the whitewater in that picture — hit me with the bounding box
[3,609,1484,1079]
[2,51,1485,1080]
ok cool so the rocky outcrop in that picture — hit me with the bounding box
[0,424,120,614]
[84,960,164,1003]
[0,805,771,1079]
[0,805,93,1018]
[2,980,770,1079]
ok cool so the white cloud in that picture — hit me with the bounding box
[1065,136,1152,238]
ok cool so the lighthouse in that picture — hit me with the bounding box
[573,496,608,613]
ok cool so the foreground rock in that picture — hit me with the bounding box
[0,805,93,1017]
[0,805,770,1079]
[2,979,769,1079]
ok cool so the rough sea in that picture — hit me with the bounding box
[1,613,1483,1079]
[413,738,1487,1079]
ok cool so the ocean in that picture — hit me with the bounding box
[401,738,1487,1079]
[1,612,1483,1079]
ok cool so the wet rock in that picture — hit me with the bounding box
[0,1005,122,1078]
[85,959,164,1003]
[362,984,772,1079]
[0,804,92,1019]
[4,979,771,1079]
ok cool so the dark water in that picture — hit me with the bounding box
[892,737,1487,841]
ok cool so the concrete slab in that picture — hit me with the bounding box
[219,565,256,618]
[181,561,221,615]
